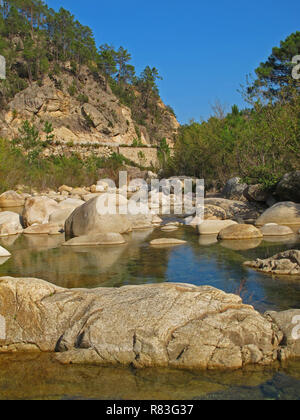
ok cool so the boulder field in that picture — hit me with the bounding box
[0,277,300,370]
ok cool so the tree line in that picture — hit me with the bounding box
[165,31,300,190]
[0,0,162,108]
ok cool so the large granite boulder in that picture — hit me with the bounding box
[243,185,269,203]
[0,277,291,370]
[256,202,300,226]
[0,211,23,236]
[276,172,300,203]
[22,196,59,227]
[197,220,237,235]
[244,250,300,275]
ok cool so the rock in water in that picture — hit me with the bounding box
[0,277,289,370]
[23,196,59,227]
[222,178,247,201]
[150,238,187,246]
[197,220,237,235]
[63,233,126,246]
[244,250,300,275]
[256,202,300,226]
[260,224,294,237]
[0,191,25,208]
[276,171,300,203]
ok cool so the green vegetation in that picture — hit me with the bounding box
[166,32,300,190]
[0,121,143,192]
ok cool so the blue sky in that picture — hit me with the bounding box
[47,0,300,124]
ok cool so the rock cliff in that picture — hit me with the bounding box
[0,65,179,148]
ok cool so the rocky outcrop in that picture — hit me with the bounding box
[2,277,297,370]
[256,202,300,226]
[276,172,300,203]
[244,250,300,275]
[0,67,179,148]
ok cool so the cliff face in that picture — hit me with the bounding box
[0,66,179,147]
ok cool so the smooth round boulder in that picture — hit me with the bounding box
[22,196,59,227]
[63,233,126,246]
[197,220,237,235]
[0,246,11,257]
[256,202,300,226]
[161,225,179,232]
[218,224,263,240]
[0,191,25,208]
[261,224,294,237]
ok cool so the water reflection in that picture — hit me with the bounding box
[0,226,300,400]
[0,227,299,311]
[0,353,300,400]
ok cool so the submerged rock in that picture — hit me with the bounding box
[0,277,293,370]
[260,224,294,237]
[150,238,187,246]
[244,250,300,275]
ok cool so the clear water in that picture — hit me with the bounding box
[0,225,300,400]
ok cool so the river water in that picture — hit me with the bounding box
[0,225,300,400]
